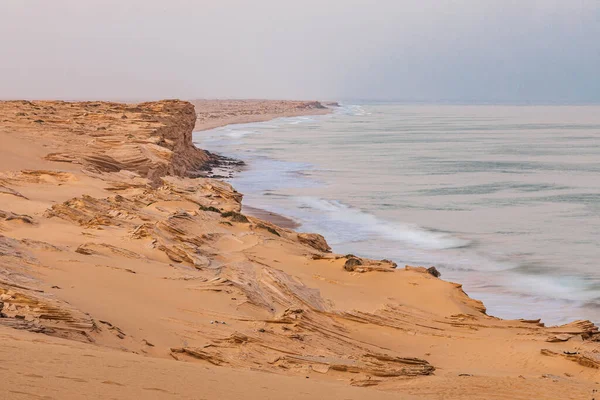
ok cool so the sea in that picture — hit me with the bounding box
[192,104,600,326]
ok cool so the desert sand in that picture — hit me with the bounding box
[0,99,598,400]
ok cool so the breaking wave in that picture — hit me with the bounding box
[295,197,471,250]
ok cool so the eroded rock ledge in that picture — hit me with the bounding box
[1,100,210,184]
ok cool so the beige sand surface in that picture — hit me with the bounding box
[0,99,598,400]
[191,99,331,131]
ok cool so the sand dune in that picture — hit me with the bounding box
[0,99,598,399]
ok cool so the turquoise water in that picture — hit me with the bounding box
[193,104,600,325]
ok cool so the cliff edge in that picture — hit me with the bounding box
[0,100,210,184]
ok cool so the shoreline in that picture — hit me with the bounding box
[199,108,600,326]
[190,101,330,228]
[191,99,333,132]
[191,99,333,179]
[1,99,599,399]
[196,103,599,326]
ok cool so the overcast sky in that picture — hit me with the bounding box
[1,0,598,102]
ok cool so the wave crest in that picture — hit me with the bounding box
[296,197,470,250]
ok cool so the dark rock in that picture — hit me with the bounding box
[344,257,363,272]
[306,101,327,109]
[199,205,221,213]
[427,266,441,278]
[257,224,280,237]
[199,151,246,177]
[221,211,249,223]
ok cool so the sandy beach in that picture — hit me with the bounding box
[1,99,599,400]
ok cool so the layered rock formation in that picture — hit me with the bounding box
[1,100,599,400]
[1,100,210,184]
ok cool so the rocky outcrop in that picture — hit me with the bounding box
[297,233,331,253]
[142,101,206,175]
[1,100,212,185]
[344,257,363,271]
[427,266,441,278]
[405,265,441,277]
[0,237,95,342]
[540,348,600,369]
[341,255,396,273]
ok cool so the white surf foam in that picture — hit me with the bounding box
[336,104,370,116]
[296,197,471,250]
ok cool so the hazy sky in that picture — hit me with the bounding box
[1,0,599,102]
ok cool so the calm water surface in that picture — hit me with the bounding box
[193,104,600,325]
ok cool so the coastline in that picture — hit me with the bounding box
[190,100,333,227]
[191,99,333,180]
[201,105,600,326]
[191,99,333,132]
[1,99,599,399]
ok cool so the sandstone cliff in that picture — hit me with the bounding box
[1,100,210,184]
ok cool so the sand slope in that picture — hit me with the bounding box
[0,99,598,399]
[1,326,416,400]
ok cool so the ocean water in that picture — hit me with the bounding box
[193,104,600,326]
